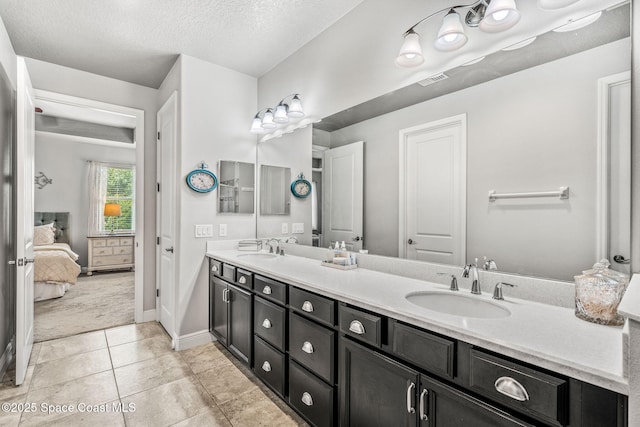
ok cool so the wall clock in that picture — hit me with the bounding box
[186,162,218,193]
[291,173,312,198]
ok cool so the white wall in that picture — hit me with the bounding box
[328,39,630,280]
[25,58,159,310]
[34,134,136,267]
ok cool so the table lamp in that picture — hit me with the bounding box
[104,203,122,234]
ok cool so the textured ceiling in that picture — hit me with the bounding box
[0,0,363,88]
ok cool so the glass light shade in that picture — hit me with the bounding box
[250,116,264,133]
[434,10,468,52]
[273,104,289,123]
[261,109,277,129]
[501,36,536,51]
[104,203,122,217]
[553,11,602,32]
[287,95,305,118]
[479,0,520,33]
[537,0,579,10]
[395,30,424,67]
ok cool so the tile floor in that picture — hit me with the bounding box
[0,323,308,426]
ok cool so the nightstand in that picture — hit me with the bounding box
[87,234,135,275]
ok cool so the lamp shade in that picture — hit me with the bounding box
[479,0,520,33]
[104,203,122,217]
[395,30,424,67]
[434,10,468,52]
[273,103,290,123]
[287,95,305,118]
[250,116,264,133]
[261,108,277,129]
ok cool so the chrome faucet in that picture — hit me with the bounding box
[483,256,498,270]
[492,282,516,300]
[266,238,281,254]
[437,273,458,291]
[462,258,481,295]
[285,236,298,244]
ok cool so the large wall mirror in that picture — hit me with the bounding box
[256,4,631,282]
[218,160,255,214]
[260,165,291,215]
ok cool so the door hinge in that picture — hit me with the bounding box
[156,289,159,297]
[157,131,161,140]
[157,237,160,245]
[157,183,160,192]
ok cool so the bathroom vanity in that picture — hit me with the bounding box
[207,249,627,427]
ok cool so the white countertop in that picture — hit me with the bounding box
[206,249,628,395]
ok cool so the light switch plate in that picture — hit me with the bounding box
[195,224,214,238]
[219,224,228,237]
[281,223,289,234]
[292,223,304,234]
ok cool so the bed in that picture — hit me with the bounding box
[33,212,81,301]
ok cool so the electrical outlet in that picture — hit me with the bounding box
[219,224,228,237]
[281,223,289,234]
[292,223,304,234]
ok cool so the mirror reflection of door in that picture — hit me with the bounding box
[218,161,255,214]
[260,165,291,215]
[399,115,466,265]
[322,141,363,252]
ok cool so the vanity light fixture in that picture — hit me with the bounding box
[395,0,520,68]
[250,94,305,133]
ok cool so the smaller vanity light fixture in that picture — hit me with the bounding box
[250,94,305,134]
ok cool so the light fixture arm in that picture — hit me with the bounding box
[277,93,301,106]
[402,0,483,35]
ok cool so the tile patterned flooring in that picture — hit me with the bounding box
[0,323,308,426]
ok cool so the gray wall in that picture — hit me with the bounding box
[34,134,136,268]
[329,39,630,280]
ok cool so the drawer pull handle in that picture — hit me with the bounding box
[406,382,416,414]
[261,361,272,372]
[419,389,428,421]
[238,276,247,284]
[262,319,272,329]
[349,320,366,335]
[302,341,314,354]
[262,285,272,295]
[302,300,314,312]
[212,265,219,272]
[301,392,314,406]
[494,376,530,402]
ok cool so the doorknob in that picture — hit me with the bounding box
[407,238,417,245]
[352,236,361,242]
[613,255,630,264]
[165,247,174,253]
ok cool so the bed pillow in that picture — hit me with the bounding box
[34,223,55,246]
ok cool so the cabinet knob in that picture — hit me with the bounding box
[212,265,219,272]
[494,376,530,402]
[262,319,272,329]
[301,392,314,407]
[238,276,247,284]
[302,300,314,313]
[261,361,272,372]
[302,341,314,354]
[262,285,272,295]
[349,320,366,335]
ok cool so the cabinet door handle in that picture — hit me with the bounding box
[222,289,230,303]
[301,392,314,406]
[238,276,247,284]
[302,300,314,312]
[261,361,272,372]
[349,320,366,335]
[406,382,416,414]
[494,376,530,402]
[302,341,314,354]
[419,389,428,421]
[262,285,272,295]
[262,318,272,329]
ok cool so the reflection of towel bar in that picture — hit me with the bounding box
[488,186,569,202]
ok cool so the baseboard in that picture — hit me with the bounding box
[142,309,156,323]
[174,329,213,351]
[0,336,14,380]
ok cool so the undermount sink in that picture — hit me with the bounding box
[405,292,511,319]
[236,252,279,260]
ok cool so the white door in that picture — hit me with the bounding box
[322,141,363,251]
[157,93,177,340]
[399,115,466,264]
[15,58,35,385]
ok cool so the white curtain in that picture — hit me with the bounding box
[87,161,108,236]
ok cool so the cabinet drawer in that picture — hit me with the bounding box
[235,268,253,290]
[113,246,132,255]
[469,349,568,426]
[253,336,285,398]
[210,259,223,277]
[107,239,120,247]
[338,304,383,347]
[290,287,335,326]
[254,275,287,305]
[91,239,107,248]
[92,255,133,266]
[289,312,336,383]
[391,320,455,379]
[289,361,334,427]
[254,297,286,352]
[119,237,133,246]
[222,264,236,282]
[93,247,113,256]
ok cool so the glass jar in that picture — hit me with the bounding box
[574,259,629,326]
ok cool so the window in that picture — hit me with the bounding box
[88,161,135,235]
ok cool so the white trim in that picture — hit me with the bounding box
[596,72,631,260]
[33,89,146,325]
[142,309,157,323]
[398,114,467,262]
[35,130,136,149]
[174,330,213,351]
